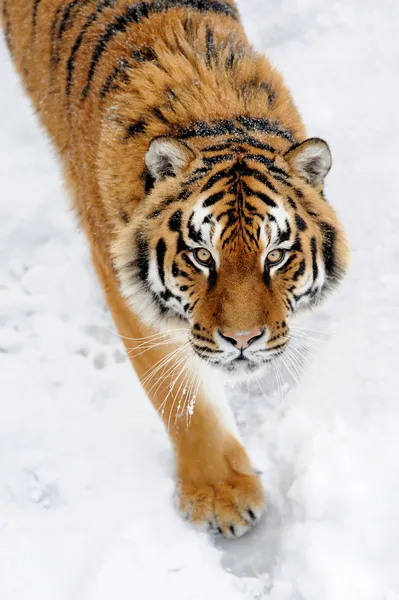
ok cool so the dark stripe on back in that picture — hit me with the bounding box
[52,0,91,67]
[32,0,42,40]
[99,58,129,99]
[125,120,146,138]
[202,137,276,154]
[236,116,295,142]
[100,47,157,99]
[66,0,116,102]
[205,26,216,67]
[181,119,245,139]
[81,0,238,101]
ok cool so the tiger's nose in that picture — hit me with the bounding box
[219,328,264,350]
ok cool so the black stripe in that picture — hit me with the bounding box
[202,137,275,154]
[145,171,156,195]
[236,116,295,142]
[152,107,169,125]
[187,213,203,243]
[100,58,129,99]
[277,220,292,244]
[241,182,277,207]
[172,262,190,279]
[208,268,217,290]
[319,222,337,279]
[245,154,288,177]
[311,237,318,283]
[291,234,302,253]
[193,334,215,344]
[279,254,296,273]
[58,0,89,41]
[125,120,146,138]
[203,154,235,166]
[169,210,182,232]
[273,174,293,188]
[240,165,279,194]
[201,167,232,192]
[182,253,202,274]
[202,191,225,208]
[156,238,167,285]
[205,26,216,67]
[267,342,287,352]
[292,259,306,281]
[295,214,307,231]
[100,47,157,100]
[263,267,271,288]
[136,234,149,282]
[186,167,211,185]
[148,196,177,218]
[66,0,116,102]
[32,0,42,40]
[202,140,242,153]
[82,0,238,101]
[193,347,223,356]
[52,0,91,67]
[181,119,244,139]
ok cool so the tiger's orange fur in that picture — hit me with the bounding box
[1,0,348,537]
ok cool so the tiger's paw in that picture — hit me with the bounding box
[176,472,266,539]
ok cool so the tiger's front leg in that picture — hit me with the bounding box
[101,265,265,538]
[145,357,266,538]
[174,394,266,538]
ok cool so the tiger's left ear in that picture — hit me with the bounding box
[145,137,195,182]
[284,138,332,186]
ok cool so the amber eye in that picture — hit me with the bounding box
[266,249,286,266]
[193,248,214,267]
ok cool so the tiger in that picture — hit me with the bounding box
[1,0,349,538]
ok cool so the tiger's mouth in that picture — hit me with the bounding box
[191,338,289,377]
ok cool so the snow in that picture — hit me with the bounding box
[1,0,399,598]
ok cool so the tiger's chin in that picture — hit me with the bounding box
[200,355,271,383]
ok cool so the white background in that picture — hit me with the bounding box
[1,1,399,598]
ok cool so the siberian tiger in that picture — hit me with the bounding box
[1,0,348,538]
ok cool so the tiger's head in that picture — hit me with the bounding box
[114,128,348,379]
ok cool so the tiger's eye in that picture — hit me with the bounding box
[193,248,214,267]
[266,249,286,266]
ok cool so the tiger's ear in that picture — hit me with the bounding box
[145,138,195,182]
[284,138,332,186]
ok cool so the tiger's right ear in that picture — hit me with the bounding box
[145,138,195,183]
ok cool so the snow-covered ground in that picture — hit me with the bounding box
[1,1,399,598]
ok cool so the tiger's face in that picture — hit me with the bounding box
[114,134,348,379]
